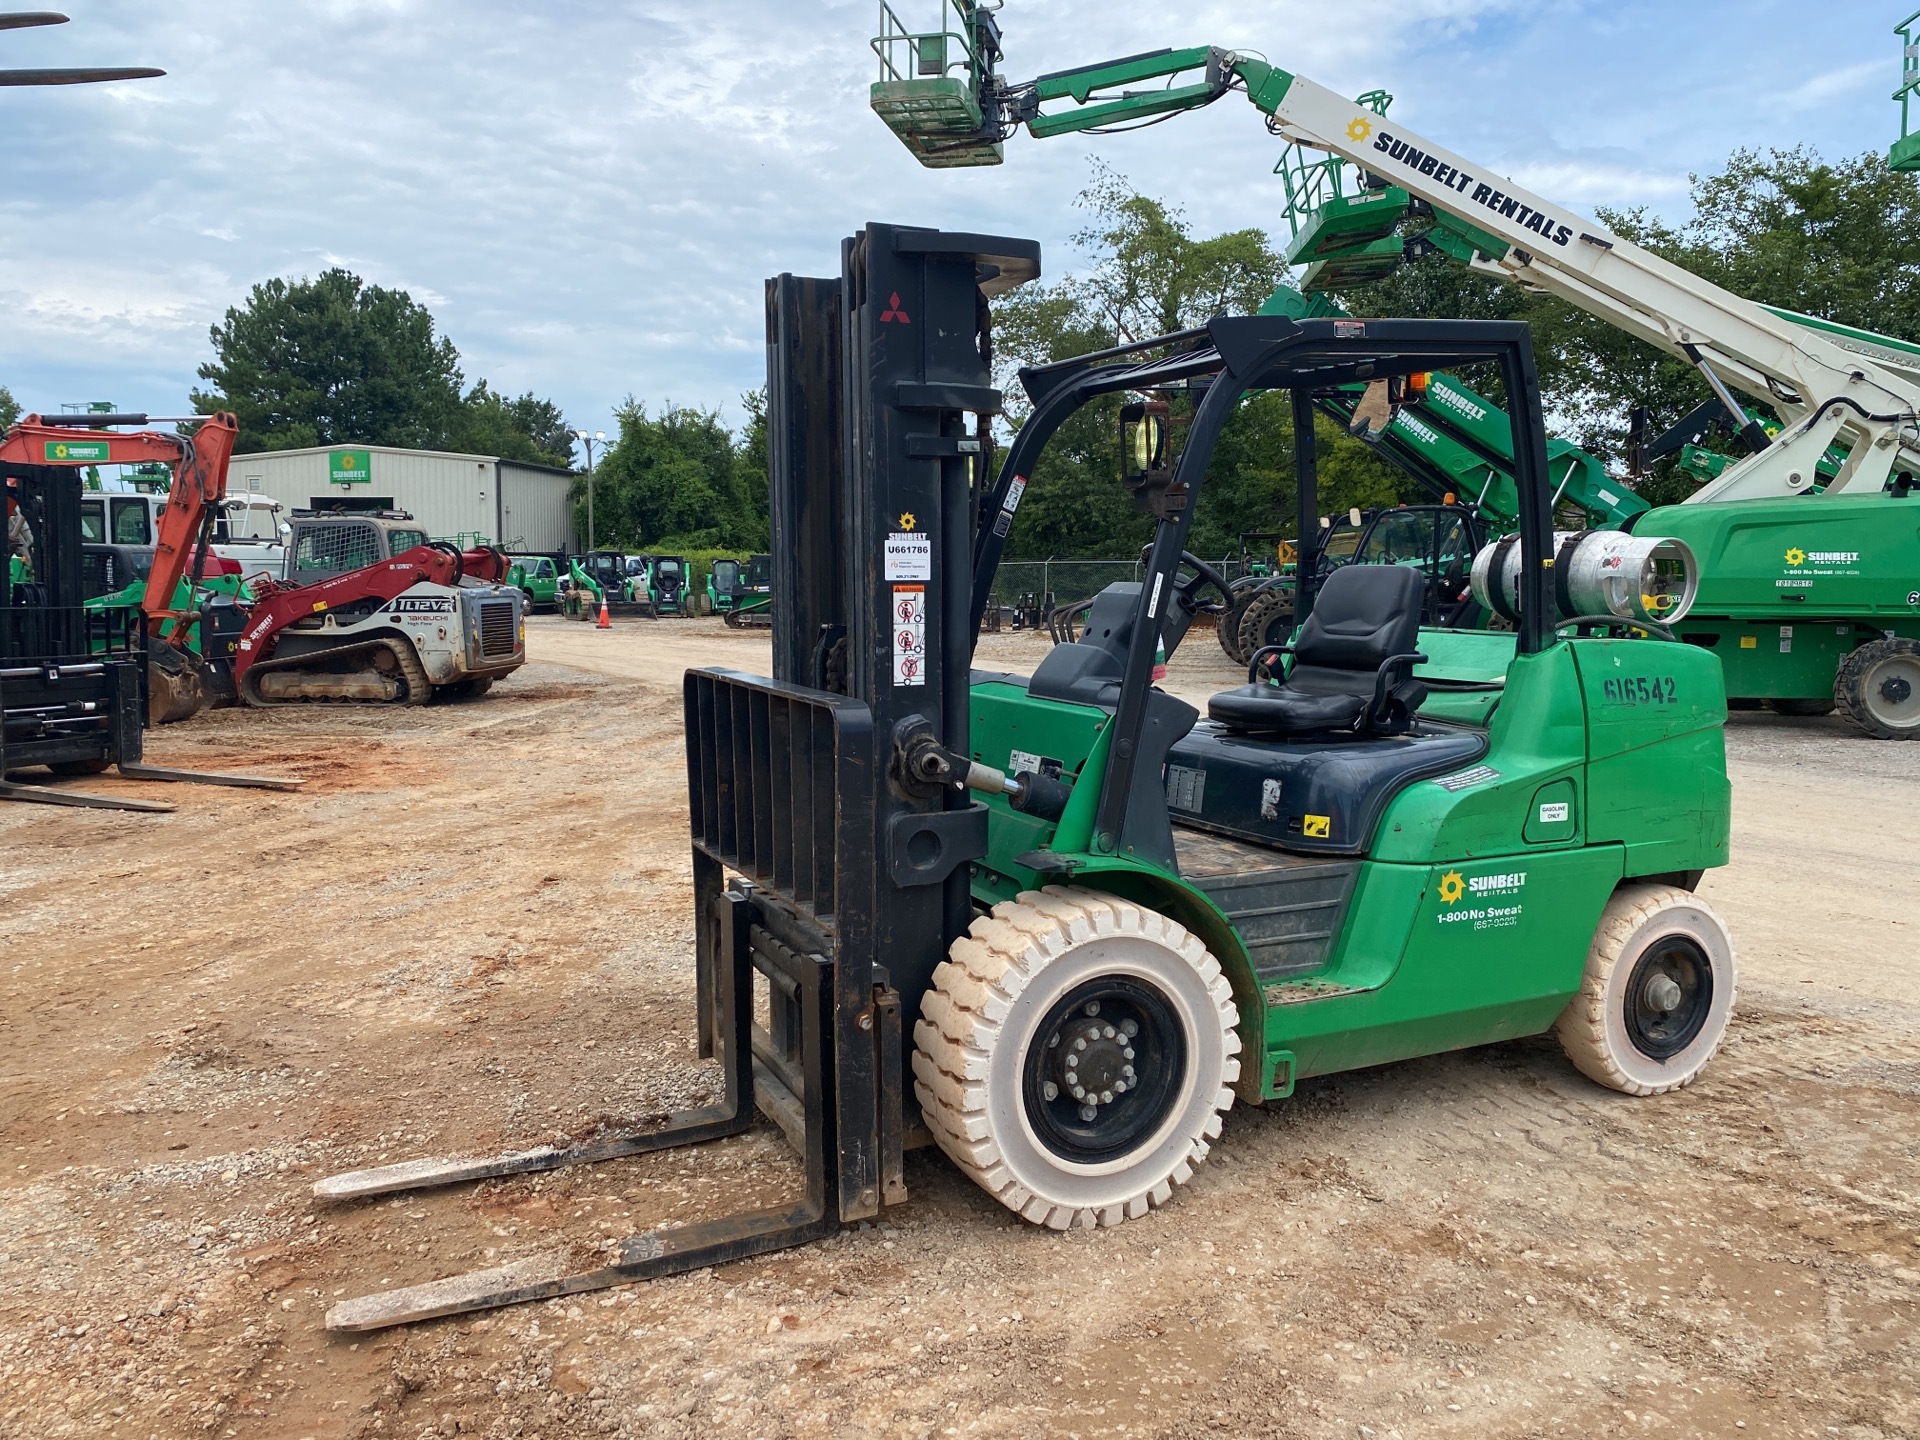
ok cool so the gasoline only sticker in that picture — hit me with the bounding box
[892,585,926,686]
[884,532,932,581]
[1538,802,1570,823]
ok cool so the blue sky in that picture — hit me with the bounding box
[0,0,1901,458]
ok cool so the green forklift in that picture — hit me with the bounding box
[316,224,1735,1330]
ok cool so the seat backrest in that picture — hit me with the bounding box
[1292,564,1425,676]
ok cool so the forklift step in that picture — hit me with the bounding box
[1174,827,1358,983]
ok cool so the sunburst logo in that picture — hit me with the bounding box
[1784,547,1806,566]
[899,512,917,531]
[1346,116,1373,144]
[1438,871,1465,905]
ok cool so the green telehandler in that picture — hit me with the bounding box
[314,223,1735,1332]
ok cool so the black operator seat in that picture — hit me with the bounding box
[1209,564,1429,737]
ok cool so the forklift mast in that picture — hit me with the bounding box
[318,222,1041,1330]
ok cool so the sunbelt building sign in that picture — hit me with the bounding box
[329,449,372,485]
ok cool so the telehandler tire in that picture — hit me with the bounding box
[1555,883,1735,1096]
[1234,587,1294,664]
[1834,637,1920,739]
[913,886,1239,1230]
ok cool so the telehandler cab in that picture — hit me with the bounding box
[317,223,1736,1331]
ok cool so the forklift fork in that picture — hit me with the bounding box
[321,889,853,1332]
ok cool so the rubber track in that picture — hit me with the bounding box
[1553,883,1734,1096]
[912,885,1240,1230]
[241,637,433,707]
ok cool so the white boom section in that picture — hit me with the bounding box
[1260,67,1920,503]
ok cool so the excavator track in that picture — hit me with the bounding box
[240,636,434,708]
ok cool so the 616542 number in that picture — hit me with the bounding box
[1602,675,1678,706]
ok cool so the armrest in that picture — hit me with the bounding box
[1370,651,1429,712]
[1246,643,1295,685]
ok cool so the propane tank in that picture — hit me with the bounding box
[1471,531,1699,626]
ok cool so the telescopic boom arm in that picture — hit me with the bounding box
[872,21,1920,507]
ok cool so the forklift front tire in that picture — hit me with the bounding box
[913,886,1239,1230]
[1555,883,1736,1097]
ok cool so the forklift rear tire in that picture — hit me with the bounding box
[1555,883,1736,1097]
[913,886,1240,1230]
[1766,697,1835,717]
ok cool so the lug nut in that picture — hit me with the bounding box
[1085,1000,1101,1016]
[1102,1025,1116,1040]
[1073,1037,1086,1051]
[1119,1019,1138,1038]
[1079,1104,1099,1122]
[1099,1090,1113,1104]
[1122,1047,1135,1061]
[1121,1064,1135,1079]
[1043,1081,1058,1101]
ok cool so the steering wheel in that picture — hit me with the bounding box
[1169,550,1233,615]
[1555,614,1677,642]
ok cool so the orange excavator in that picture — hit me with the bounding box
[1,411,239,721]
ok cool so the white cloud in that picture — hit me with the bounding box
[1783,57,1885,110]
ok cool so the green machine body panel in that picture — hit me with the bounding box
[968,633,1728,1105]
[1636,495,1920,700]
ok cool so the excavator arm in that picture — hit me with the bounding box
[1,412,239,644]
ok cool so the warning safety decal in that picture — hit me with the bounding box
[892,585,926,687]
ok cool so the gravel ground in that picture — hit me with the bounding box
[1,615,1914,1440]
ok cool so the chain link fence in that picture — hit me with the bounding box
[983,556,1269,629]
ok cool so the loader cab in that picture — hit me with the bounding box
[1348,501,1486,627]
[78,492,163,548]
[287,510,430,585]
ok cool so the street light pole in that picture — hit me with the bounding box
[574,428,607,552]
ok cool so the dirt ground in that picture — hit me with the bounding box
[2,614,1916,1440]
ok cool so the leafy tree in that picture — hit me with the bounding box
[458,381,575,468]
[193,269,466,451]
[731,389,771,549]
[585,400,754,550]
[0,384,18,431]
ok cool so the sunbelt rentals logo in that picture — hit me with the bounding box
[1784,546,1858,567]
[1438,868,1528,931]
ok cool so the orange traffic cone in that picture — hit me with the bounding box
[595,596,612,629]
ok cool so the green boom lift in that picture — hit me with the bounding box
[870,9,1920,738]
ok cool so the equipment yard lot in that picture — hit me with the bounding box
[3,616,1916,1440]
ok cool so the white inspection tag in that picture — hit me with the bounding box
[892,585,926,686]
[885,532,932,581]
